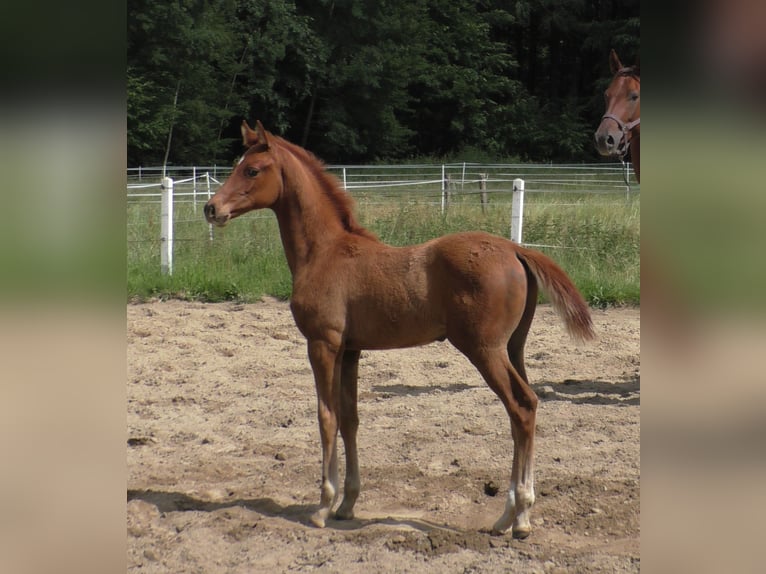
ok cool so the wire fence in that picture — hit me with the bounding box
[128,162,636,205]
[128,161,639,274]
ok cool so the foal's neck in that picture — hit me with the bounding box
[271,153,348,276]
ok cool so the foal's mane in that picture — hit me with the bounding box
[272,135,378,241]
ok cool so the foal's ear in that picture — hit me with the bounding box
[241,120,259,147]
[255,121,272,149]
[609,49,622,74]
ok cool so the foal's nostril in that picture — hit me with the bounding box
[606,135,615,146]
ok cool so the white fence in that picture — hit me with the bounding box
[128,170,224,275]
[128,162,637,275]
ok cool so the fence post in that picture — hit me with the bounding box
[480,173,488,214]
[342,167,347,190]
[161,177,174,275]
[511,178,525,244]
[206,172,214,241]
[440,165,447,214]
[192,166,197,213]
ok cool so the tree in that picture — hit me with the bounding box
[290,0,427,161]
[128,0,244,165]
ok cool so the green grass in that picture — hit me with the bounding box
[128,188,639,307]
[128,206,293,301]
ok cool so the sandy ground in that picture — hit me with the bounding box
[127,299,639,573]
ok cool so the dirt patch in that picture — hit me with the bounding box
[128,299,639,573]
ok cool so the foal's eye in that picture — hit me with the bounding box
[245,167,260,178]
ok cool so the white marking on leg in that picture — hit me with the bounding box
[492,482,516,534]
[512,460,536,538]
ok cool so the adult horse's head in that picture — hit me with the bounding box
[204,120,282,226]
[594,49,640,158]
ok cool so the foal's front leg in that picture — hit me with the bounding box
[336,350,361,520]
[307,338,342,528]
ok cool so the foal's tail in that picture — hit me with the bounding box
[515,246,596,342]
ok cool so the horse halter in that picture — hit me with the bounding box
[600,114,640,157]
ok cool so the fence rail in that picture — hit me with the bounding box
[128,162,634,189]
[128,161,638,275]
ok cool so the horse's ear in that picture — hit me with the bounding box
[609,49,622,74]
[255,120,272,149]
[241,120,259,147]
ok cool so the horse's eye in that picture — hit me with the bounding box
[245,167,260,178]
[630,92,639,101]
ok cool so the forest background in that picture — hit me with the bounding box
[127,0,640,166]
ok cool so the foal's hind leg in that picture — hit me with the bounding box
[471,348,538,539]
[336,350,361,520]
[489,275,539,537]
[494,410,537,538]
[507,269,537,384]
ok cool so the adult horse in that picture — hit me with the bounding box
[204,121,595,539]
[595,49,640,182]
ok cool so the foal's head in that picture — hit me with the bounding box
[204,121,282,226]
[594,49,640,158]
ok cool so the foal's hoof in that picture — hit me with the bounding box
[309,512,327,528]
[335,508,354,521]
[512,527,531,539]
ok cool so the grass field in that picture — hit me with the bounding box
[127,173,639,306]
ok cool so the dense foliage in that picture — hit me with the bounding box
[128,0,639,165]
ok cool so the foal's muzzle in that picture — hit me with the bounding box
[204,202,229,226]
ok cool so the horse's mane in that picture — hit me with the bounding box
[272,136,378,241]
